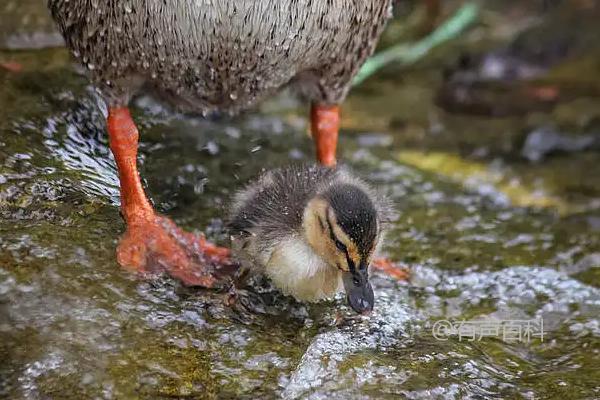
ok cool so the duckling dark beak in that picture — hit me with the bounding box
[342,267,374,314]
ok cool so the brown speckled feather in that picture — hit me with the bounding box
[48,0,393,113]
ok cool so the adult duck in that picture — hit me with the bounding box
[48,0,395,289]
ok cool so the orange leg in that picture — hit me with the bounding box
[372,257,410,281]
[311,104,339,167]
[107,107,237,287]
[0,61,23,73]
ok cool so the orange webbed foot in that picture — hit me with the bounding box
[372,258,410,281]
[117,214,238,288]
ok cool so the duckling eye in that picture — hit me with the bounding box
[334,238,347,253]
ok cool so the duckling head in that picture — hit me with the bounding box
[302,184,380,314]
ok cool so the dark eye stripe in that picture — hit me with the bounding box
[328,223,346,254]
[325,210,356,273]
[345,253,356,273]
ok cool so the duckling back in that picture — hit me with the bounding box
[228,165,337,241]
[48,0,393,113]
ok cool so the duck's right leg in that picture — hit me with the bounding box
[311,104,339,167]
[107,107,238,287]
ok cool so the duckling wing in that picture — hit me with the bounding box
[227,165,337,238]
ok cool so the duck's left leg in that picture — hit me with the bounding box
[311,104,340,167]
[108,107,237,287]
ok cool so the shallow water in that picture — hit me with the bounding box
[1,1,600,399]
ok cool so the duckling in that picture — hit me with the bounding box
[227,165,394,313]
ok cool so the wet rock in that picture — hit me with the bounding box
[521,126,599,162]
[438,1,600,117]
[356,133,394,148]
[561,253,600,276]
[4,32,64,50]
[0,0,61,50]
[282,281,416,399]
